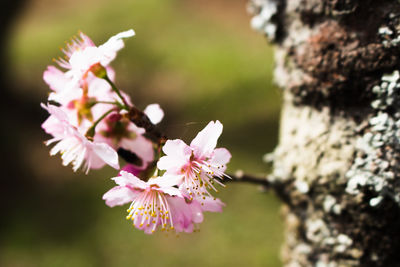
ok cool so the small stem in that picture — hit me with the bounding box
[94,100,124,110]
[103,75,130,109]
[95,100,120,105]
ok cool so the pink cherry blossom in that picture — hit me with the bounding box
[94,111,155,168]
[44,66,115,105]
[44,68,133,137]
[55,30,135,86]
[103,171,223,234]
[157,121,231,198]
[41,103,119,173]
[44,31,134,114]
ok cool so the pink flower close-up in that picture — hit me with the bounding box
[94,111,155,167]
[54,29,135,86]
[41,103,119,173]
[157,120,231,198]
[103,171,224,234]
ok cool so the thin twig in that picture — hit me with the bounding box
[222,172,271,187]
[222,172,291,206]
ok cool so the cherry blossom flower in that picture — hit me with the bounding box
[93,104,163,167]
[54,30,135,85]
[94,111,155,167]
[44,66,115,104]
[103,171,224,234]
[157,121,231,199]
[41,103,119,173]
[44,69,133,135]
[41,29,232,235]
[42,30,135,116]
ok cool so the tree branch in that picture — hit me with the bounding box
[222,172,291,206]
[223,171,271,187]
[128,106,166,144]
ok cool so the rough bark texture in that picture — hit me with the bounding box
[249,0,400,266]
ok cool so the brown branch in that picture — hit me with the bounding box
[222,172,271,187]
[221,172,291,206]
[128,106,166,144]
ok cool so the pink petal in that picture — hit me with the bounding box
[43,66,69,92]
[187,200,204,224]
[168,196,196,232]
[102,186,138,207]
[210,148,231,171]
[41,103,69,123]
[41,114,64,136]
[105,66,115,81]
[69,47,99,73]
[158,139,191,171]
[86,152,107,170]
[92,142,120,169]
[119,134,154,166]
[87,75,112,98]
[200,197,225,213]
[113,171,147,189]
[190,120,223,159]
[149,174,184,195]
[98,29,135,66]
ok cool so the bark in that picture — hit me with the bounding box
[249,0,400,266]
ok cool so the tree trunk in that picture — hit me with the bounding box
[249,0,400,266]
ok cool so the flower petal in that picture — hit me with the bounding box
[144,103,164,124]
[158,139,191,171]
[190,120,223,159]
[119,134,154,166]
[103,186,138,207]
[149,174,184,195]
[98,29,135,66]
[113,171,147,189]
[92,142,119,169]
[210,148,231,171]
[43,66,69,92]
[200,197,225,213]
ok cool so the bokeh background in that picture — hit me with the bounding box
[1,0,283,266]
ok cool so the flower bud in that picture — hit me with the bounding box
[89,63,107,79]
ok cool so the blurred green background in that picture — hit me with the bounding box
[1,0,283,266]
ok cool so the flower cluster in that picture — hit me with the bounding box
[41,30,231,234]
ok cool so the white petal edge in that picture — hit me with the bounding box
[144,103,164,124]
[92,142,120,169]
